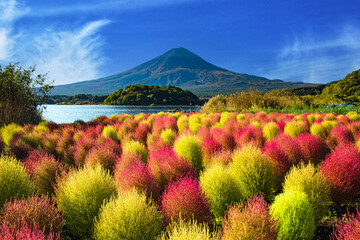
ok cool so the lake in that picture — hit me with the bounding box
[41,105,201,124]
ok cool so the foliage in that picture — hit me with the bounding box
[54,165,116,239]
[200,164,242,223]
[270,191,316,240]
[104,84,201,105]
[0,154,34,207]
[0,63,52,125]
[94,189,163,240]
[0,195,63,236]
[229,144,275,201]
[222,195,278,240]
[160,174,213,225]
[174,134,204,172]
[122,139,148,163]
[331,206,360,240]
[159,220,218,240]
[282,163,331,224]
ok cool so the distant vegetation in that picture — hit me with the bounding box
[44,94,107,105]
[104,85,201,105]
[202,69,360,114]
[0,63,52,126]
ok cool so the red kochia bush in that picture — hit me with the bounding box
[0,218,60,240]
[234,126,264,148]
[0,195,63,236]
[160,174,213,225]
[202,136,222,165]
[133,123,151,143]
[222,195,278,240]
[295,133,330,165]
[148,148,196,190]
[211,127,236,151]
[327,125,354,149]
[320,143,360,204]
[331,206,360,240]
[115,161,161,201]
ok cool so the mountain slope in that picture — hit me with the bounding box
[52,47,316,96]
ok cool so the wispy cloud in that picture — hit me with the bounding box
[28,0,203,17]
[263,25,360,83]
[0,0,110,85]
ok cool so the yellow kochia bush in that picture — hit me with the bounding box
[174,134,204,172]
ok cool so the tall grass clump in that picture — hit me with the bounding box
[331,207,360,240]
[270,191,316,240]
[319,143,360,204]
[122,139,148,163]
[200,164,242,223]
[115,161,161,201]
[159,220,218,240]
[94,189,163,240]
[0,218,60,240]
[229,144,275,201]
[160,174,213,225]
[263,121,281,140]
[55,165,116,239]
[0,195,63,236]
[222,195,278,240]
[174,134,204,172]
[24,150,65,196]
[148,148,195,190]
[283,163,331,224]
[0,154,34,207]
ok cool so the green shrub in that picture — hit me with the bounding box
[55,165,116,239]
[263,122,281,140]
[284,121,307,137]
[321,120,337,133]
[200,164,242,223]
[0,123,23,147]
[159,220,218,240]
[161,128,176,146]
[283,163,331,224]
[122,139,148,163]
[270,191,316,240]
[177,115,189,134]
[0,155,34,207]
[174,134,203,172]
[189,114,202,134]
[229,144,275,201]
[102,125,119,142]
[94,189,163,240]
[310,123,327,139]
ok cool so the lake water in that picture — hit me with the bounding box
[42,105,201,124]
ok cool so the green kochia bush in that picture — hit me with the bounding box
[174,134,204,172]
[229,144,275,201]
[122,139,148,163]
[55,165,116,239]
[200,164,242,223]
[283,163,331,224]
[0,154,35,207]
[159,220,218,240]
[94,189,163,240]
[270,191,316,240]
[263,122,281,140]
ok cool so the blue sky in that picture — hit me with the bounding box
[1,0,360,85]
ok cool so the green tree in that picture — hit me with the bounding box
[0,63,52,125]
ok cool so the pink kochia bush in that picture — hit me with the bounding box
[115,161,161,201]
[160,174,213,225]
[320,143,360,204]
[147,148,196,190]
[222,195,278,240]
[0,195,63,236]
[295,133,329,165]
[331,206,360,240]
[0,218,60,240]
[327,125,354,149]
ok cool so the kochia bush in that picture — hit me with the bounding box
[159,220,218,240]
[0,154,34,207]
[295,133,329,165]
[0,195,63,236]
[55,165,116,239]
[94,189,163,240]
[319,143,360,204]
[270,191,316,240]
[160,174,213,225]
[331,207,360,240]
[122,139,148,163]
[222,195,278,240]
[174,134,204,172]
[283,163,331,224]
[229,144,275,201]
[284,121,308,138]
[200,164,242,223]
[263,121,281,140]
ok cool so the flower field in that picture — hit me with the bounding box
[1,111,360,239]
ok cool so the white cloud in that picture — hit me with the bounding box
[0,0,110,85]
[263,25,360,83]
